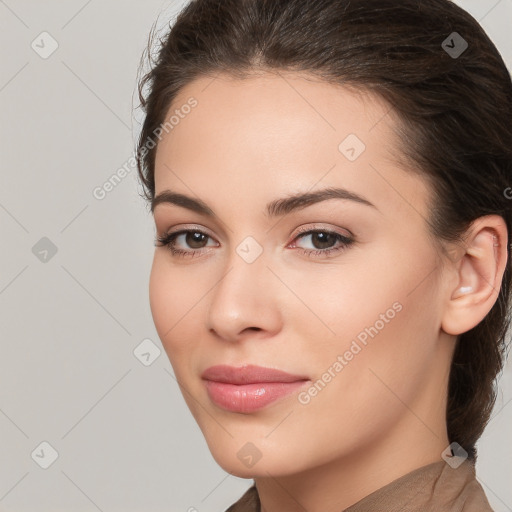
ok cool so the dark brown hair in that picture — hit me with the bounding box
[136,0,512,462]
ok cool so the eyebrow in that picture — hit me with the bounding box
[151,187,378,217]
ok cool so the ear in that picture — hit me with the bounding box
[441,215,509,336]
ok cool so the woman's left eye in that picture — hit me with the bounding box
[155,228,354,259]
[291,229,354,258]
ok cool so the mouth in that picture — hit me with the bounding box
[201,364,311,413]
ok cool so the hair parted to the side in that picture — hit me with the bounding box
[136,0,512,462]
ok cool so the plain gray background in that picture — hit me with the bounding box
[1,1,511,511]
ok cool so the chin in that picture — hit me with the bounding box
[205,438,301,478]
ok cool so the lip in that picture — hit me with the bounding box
[201,364,310,413]
[201,364,309,384]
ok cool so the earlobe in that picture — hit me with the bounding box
[441,216,508,336]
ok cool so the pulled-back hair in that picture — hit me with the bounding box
[136,0,512,462]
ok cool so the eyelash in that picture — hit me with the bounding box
[155,226,354,259]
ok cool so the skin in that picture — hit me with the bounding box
[149,71,508,512]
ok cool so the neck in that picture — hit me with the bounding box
[255,413,449,512]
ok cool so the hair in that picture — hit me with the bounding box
[136,0,512,462]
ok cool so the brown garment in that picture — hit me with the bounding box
[225,458,494,511]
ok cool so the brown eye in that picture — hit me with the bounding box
[292,229,354,258]
[306,231,338,250]
[155,229,218,257]
[184,231,209,248]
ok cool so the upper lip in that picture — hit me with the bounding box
[201,364,309,385]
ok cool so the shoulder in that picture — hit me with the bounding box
[433,459,495,512]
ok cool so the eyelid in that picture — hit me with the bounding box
[292,223,353,239]
[161,223,218,240]
[154,211,230,241]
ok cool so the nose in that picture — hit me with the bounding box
[206,243,283,342]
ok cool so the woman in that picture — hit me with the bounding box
[136,0,511,510]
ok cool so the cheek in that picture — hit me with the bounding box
[148,253,202,355]
[149,255,172,339]
[286,244,440,402]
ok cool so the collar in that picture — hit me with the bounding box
[225,458,493,512]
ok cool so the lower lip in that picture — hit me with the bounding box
[203,380,309,413]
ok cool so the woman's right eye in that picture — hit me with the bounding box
[155,229,218,258]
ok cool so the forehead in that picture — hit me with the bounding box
[153,71,432,223]
[167,70,392,138]
[155,71,394,170]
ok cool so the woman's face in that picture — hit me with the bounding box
[149,71,454,477]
